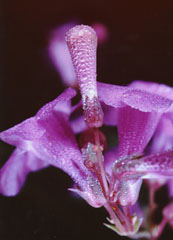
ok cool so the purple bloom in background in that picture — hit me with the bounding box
[49,23,77,87]
[1,24,173,238]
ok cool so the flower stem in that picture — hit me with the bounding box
[104,202,125,233]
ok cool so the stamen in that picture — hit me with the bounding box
[81,143,98,172]
[65,25,103,128]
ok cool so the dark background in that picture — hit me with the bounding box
[1,1,173,239]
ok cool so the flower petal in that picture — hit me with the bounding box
[129,80,173,100]
[69,175,106,208]
[121,88,172,113]
[151,117,173,153]
[0,88,105,207]
[97,82,126,108]
[0,148,48,196]
[104,148,118,175]
[0,88,76,149]
[0,117,45,148]
[117,106,161,156]
[98,81,173,113]
[118,179,142,206]
[34,114,106,207]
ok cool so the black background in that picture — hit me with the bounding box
[1,1,173,239]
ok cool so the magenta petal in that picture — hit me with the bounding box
[36,87,76,119]
[69,174,106,208]
[70,104,87,134]
[97,81,173,131]
[117,106,161,156]
[0,148,48,196]
[32,89,85,178]
[102,104,118,126]
[0,88,105,207]
[104,148,118,175]
[118,179,142,206]
[0,88,76,149]
[129,202,144,220]
[98,81,173,112]
[122,88,172,113]
[70,115,87,134]
[34,107,84,174]
[97,82,126,126]
[151,117,173,153]
[129,81,173,100]
[129,81,173,121]
[35,107,106,207]
[1,88,84,190]
[0,117,45,149]
[97,82,126,108]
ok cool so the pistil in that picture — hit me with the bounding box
[65,25,103,128]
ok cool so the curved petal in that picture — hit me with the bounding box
[98,82,172,156]
[121,88,172,113]
[35,110,106,207]
[151,117,173,153]
[104,148,118,175]
[0,117,45,149]
[129,81,173,100]
[0,88,105,207]
[117,106,161,156]
[98,81,173,112]
[69,175,106,208]
[0,148,48,196]
[97,82,173,134]
[97,82,126,108]
[118,179,142,206]
[70,105,87,134]
[129,81,173,115]
[0,88,76,148]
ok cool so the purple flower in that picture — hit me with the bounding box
[0,88,106,207]
[1,24,173,237]
[1,80,173,235]
[129,81,173,198]
[98,81,173,197]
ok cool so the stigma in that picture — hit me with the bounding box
[65,25,103,128]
